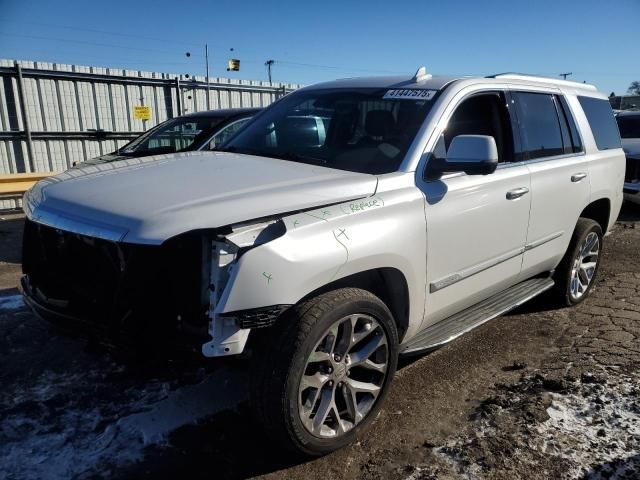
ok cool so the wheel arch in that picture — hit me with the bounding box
[298,267,411,342]
[579,197,611,232]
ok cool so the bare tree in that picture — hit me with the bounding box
[628,81,640,95]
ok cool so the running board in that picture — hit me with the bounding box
[400,277,554,355]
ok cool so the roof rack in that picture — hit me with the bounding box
[486,73,597,91]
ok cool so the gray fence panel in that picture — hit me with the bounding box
[0,58,299,174]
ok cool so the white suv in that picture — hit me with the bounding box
[21,68,624,455]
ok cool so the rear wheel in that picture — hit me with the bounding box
[250,288,398,456]
[553,218,603,306]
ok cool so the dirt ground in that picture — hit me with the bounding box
[1,206,639,480]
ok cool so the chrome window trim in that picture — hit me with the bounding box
[496,151,587,170]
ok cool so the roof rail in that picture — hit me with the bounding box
[487,73,597,91]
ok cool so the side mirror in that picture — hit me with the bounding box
[427,135,499,178]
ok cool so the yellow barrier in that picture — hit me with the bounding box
[0,172,54,196]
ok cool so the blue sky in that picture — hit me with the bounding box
[0,0,637,94]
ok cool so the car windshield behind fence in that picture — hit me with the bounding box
[120,117,224,155]
[617,115,640,139]
[220,88,436,174]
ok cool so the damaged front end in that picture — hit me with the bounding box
[21,217,288,357]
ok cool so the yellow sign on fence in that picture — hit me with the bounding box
[133,105,151,121]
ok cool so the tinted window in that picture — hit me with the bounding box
[514,92,564,159]
[557,96,583,153]
[222,89,436,174]
[616,115,640,139]
[441,92,515,163]
[120,116,224,154]
[578,96,621,150]
[208,117,252,149]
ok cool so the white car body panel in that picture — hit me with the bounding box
[25,151,377,244]
[219,173,428,342]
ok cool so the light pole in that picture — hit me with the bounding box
[205,43,210,110]
[265,59,275,85]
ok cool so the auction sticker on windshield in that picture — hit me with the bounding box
[383,89,437,100]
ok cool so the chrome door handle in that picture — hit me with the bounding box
[571,172,588,182]
[506,187,529,200]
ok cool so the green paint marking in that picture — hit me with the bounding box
[293,219,300,228]
[262,272,273,284]
[322,210,331,217]
[336,228,349,240]
[349,198,381,213]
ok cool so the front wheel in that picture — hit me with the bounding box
[553,218,603,306]
[250,288,398,456]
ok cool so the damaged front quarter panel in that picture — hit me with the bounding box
[201,219,290,357]
[204,183,427,358]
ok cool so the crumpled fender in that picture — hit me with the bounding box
[217,185,428,340]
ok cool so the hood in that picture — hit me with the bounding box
[622,138,640,158]
[26,151,377,244]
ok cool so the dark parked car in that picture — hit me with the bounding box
[80,108,260,167]
[616,110,640,204]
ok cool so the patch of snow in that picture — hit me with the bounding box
[537,373,640,479]
[0,367,246,480]
[0,294,24,312]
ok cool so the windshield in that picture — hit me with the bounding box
[617,115,640,139]
[219,88,436,174]
[120,116,224,154]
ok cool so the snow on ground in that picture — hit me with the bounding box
[0,294,24,312]
[538,372,640,479]
[0,365,246,480]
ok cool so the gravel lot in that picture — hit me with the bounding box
[1,207,639,480]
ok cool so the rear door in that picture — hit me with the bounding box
[512,91,591,278]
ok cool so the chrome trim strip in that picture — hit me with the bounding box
[29,206,128,242]
[524,231,563,251]
[496,151,586,170]
[430,247,524,293]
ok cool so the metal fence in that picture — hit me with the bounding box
[0,59,301,208]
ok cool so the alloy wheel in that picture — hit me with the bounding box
[298,313,389,438]
[569,231,600,300]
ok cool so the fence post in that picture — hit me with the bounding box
[175,77,182,116]
[14,62,35,172]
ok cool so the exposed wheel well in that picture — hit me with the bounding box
[580,198,611,232]
[299,268,410,342]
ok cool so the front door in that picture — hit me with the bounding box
[418,91,532,325]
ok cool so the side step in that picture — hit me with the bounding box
[400,277,554,355]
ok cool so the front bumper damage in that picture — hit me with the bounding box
[20,218,290,357]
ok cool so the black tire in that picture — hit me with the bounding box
[552,218,603,306]
[250,288,399,456]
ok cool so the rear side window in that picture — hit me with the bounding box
[578,96,621,151]
[514,92,564,159]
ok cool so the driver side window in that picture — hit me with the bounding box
[435,91,516,163]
